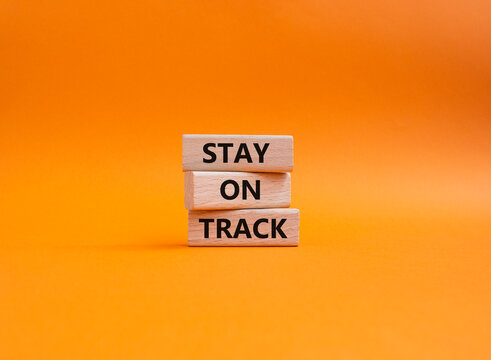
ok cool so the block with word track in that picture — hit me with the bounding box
[188,208,299,246]
[185,171,291,210]
[182,134,293,172]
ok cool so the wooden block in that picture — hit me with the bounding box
[185,171,291,210]
[182,134,293,172]
[188,208,299,246]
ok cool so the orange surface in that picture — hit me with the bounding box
[1,1,490,358]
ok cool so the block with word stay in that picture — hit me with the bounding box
[188,208,299,246]
[185,171,290,210]
[182,134,293,172]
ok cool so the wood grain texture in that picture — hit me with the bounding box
[184,171,291,210]
[182,134,293,172]
[188,208,299,246]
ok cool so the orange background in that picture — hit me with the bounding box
[1,1,490,358]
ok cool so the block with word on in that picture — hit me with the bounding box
[185,171,290,210]
[182,134,293,172]
[188,208,299,246]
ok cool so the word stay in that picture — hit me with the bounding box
[182,134,293,172]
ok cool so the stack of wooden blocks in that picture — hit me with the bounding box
[183,135,299,246]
